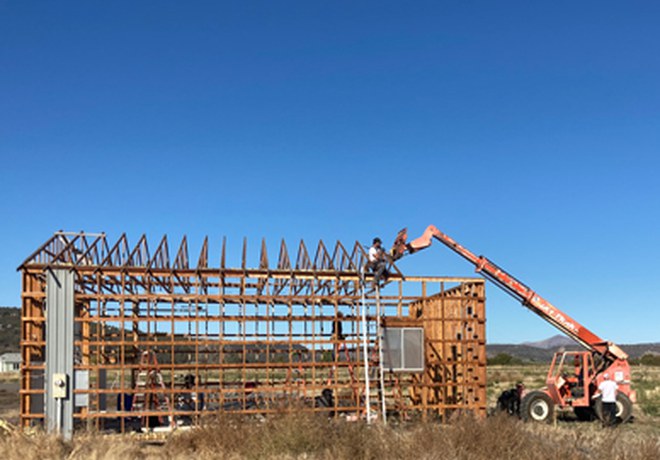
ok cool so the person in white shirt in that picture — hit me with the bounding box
[367,237,388,287]
[594,373,618,427]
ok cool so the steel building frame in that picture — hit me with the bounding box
[19,232,486,433]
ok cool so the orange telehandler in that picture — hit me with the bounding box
[390,225,635,423]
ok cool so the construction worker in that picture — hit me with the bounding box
[514,382,525,414]
[593,373,618,427]
[496,382,525,415]
[572,355,585,397]
[367,237,389,287]
[331,312,345,363]
[181,374,204,410]
[332,311,345,342]
[175,374,204,426]
[314,388,335,417]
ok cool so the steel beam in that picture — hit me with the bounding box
[45,269,75,439]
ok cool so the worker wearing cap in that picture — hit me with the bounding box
[594,373,618,427]
[368,237,388,287]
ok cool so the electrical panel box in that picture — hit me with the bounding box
[52,373,68,399]
[74,370,89,407]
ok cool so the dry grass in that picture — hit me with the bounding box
[1,413,659,460]
[0,373,19,383]
[1,366,658,459]
[0,373,19,424]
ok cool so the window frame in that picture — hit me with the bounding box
[382,327,425,372]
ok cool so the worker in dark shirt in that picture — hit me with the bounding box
[331,312,345,362]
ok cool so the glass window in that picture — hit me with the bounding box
[383,327,424,372]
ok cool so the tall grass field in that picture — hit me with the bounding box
[0,365,658,459]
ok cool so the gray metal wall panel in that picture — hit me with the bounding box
[45,269,74,439]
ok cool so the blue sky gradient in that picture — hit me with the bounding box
[1,1,659,343]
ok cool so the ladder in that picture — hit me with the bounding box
[375,286,387,424]
[325,320,361,409]
[358,271,388,423]
[132,349,173,429]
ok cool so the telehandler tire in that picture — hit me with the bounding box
[594,393,633,424]
[521,391,554,423]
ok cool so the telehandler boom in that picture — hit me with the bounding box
[391,225,634,422]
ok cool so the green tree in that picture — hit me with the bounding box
[487,353,525,365]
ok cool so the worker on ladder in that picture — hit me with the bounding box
[367,237,389,288]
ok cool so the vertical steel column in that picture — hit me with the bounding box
[45,269,75,439]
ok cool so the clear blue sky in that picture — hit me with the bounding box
[1,1,659,344]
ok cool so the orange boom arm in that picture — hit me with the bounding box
[391,225,627,362]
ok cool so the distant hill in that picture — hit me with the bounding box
[522,334,578,349]
[489,334,660,362]
[0,307,20,354]
[0,310,657,363]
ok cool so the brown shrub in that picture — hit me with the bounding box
[1,414,658,460]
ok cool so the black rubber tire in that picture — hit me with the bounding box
[574,406,595,421]
[594,393,633,424]
[521,391,555,423]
